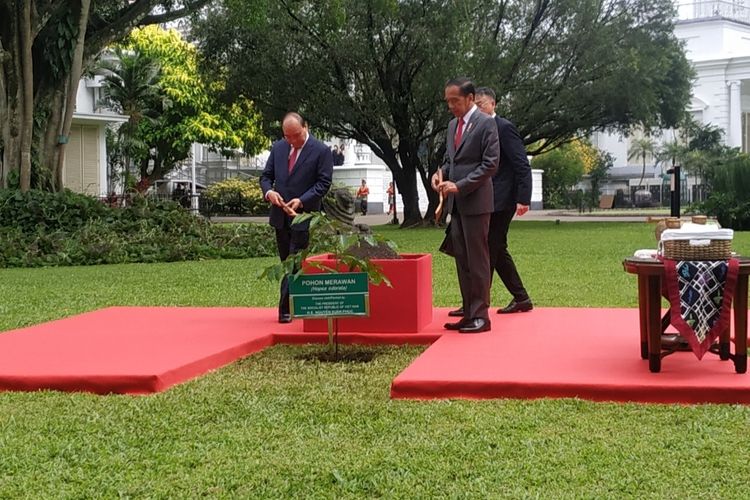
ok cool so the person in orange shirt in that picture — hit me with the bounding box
[356,179,370,215]
[386,181,395,215]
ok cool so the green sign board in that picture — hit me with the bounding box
[289,272,370,318]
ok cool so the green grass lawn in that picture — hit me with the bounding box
[2,221,750,498]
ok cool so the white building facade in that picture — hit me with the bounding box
[676,1,750,151]
[63,76,127,197]
[593,0,750,205]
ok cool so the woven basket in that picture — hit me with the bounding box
[662,239,732,260]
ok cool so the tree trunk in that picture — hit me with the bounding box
[0,68,11,188]
[51,0,90,192]
[421,172,440,223]
[140,156,151,182]
[398,145,439,225]
[638,156,646,189]
[18,0,34,192]
[357,134,423,226]
[0,80,20,189]
[147,157,172,185]
[373,152,419,227]
[0,131,18,190]
[37,89,65,189]
[395,165,422,227]
[0,37,8,188]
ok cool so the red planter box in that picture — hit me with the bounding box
[301,253,433,333]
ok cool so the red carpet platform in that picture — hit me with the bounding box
[391,308,750,404]
[0,307,276,394]
[0,306,441,395]
[2,306,750,403]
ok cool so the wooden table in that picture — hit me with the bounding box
[623,257,749,373]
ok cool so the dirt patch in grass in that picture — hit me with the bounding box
[296,349,378,363]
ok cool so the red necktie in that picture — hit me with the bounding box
[288,147,299,173]
[454,118,464,149]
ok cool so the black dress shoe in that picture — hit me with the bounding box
[278,313,292,324]
[497,298,533,314]
[459,318,491,334]
[443,318,470,330]
[448,307,465,317]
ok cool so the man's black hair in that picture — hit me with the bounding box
[445,77,475,97]
[475,86,496,102]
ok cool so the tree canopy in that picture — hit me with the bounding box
[0,0,211,192]
[191,0,692,225]
[99,46,162,192]
[628,136,658,189]
[531,140,587,208]
[102,26,266,189]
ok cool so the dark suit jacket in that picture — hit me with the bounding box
[492,116,532,211]
[440,109,499,216]
[259,135,333,231]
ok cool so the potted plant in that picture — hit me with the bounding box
[260,210,433,355]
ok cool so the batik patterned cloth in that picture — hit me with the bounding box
[663,258,739,359]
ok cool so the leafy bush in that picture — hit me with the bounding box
[531,143,585,209]
[699,154,750,230]
[0,189,276,268]
[0,189,109,233]
[201,178,267,216]
[700,193,750,231]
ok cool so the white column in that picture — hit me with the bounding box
[99,125,108,197]
[190,142,198,214]
[343,140,356,166]
[531,169,544,210]
[728,80,742,148]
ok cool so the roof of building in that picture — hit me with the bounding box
[606,165,659,180]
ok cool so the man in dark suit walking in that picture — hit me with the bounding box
[432,77,499,334]
[260,112,333,323]
[475,86,533,314]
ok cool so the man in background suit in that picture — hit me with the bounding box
[260,112,333,323]
[432,77,499,334]
[475,87,533,314]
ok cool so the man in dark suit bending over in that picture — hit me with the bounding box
[260,112,333,323]
[432,77,499,333]
[475,86,533,314]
